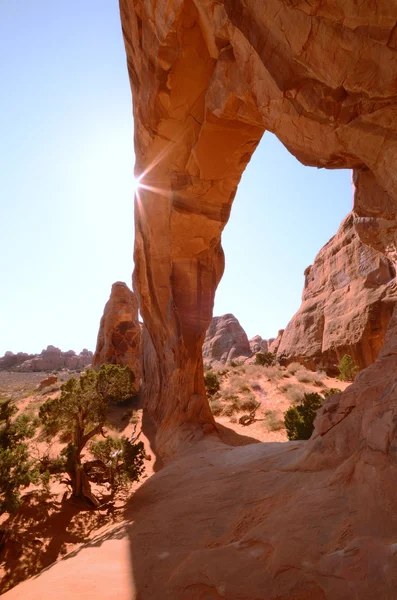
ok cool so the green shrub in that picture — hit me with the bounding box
[284,392,323,440]
[323,387,341,398]
[96,363,137,404]
[338,355,359,382]
[0,399,41,515]
[90,436,145,495]
[204,372,220,396]
[255,352,275,366]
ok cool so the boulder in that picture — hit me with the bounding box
[92,282,141,386]
[37,375,58,391]
[276,214,397,373]
[203,314,251,365]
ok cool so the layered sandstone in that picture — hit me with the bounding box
[0,347,93,372]
[276,214,397,372]
[202,314,251,364]
[120,0,397,454]
[92,282,141,385]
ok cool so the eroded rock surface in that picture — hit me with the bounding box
[120,0,397,453]
[202,313,251,364]
[276,214,397,372]
[249,335,268,354]
[92,282,141,385]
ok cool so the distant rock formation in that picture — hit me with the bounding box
[276,214,397,372]
[203,314,251,365]
[92,282,141,385]
[248,335,268,355]
[0,347,93,372]
[0,351,35,370]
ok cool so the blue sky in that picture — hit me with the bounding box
[0,2,352,356]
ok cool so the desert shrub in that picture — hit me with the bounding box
[255,352,275,366]
[90,436,145,495]
[264,410,284,432]
[218,369,229,377]
[39,365,139,506]
[323,387,341,398]
[262,366,283,381]
[96,363,137,404]
[229,416,237,424]
[209,399,223,416]
[0,399,41,515]
[130,411,139,424]
[338,355,359,382]
[230,361,239,368]
[239,384,251,394]
[284,392,323,440]
[295,368,314,383]
[222,396,242,416]
[240,396,259,412]
[204,372,220,396]
[286,362,301,375]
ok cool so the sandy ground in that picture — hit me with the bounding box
[0,366,348,595]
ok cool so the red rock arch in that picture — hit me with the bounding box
[120,0,397,455]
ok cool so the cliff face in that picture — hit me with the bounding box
[92,282,141,385]
[277,214,397,372]
[120,0,397,454]
[202,314,251,364]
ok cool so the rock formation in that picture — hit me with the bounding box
[276,214,397,372]
[120,0,397,454]
[202,313,251,364]
[248,335,268,355]
[92,282,141,385]
[0,347,93,372]
[0,351,35,370]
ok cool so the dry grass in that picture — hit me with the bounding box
[286,362,302,375]
[295,368,325,386]
[264,410,284,432]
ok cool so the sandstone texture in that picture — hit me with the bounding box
[249,335,268,354]
[276,214,397,372]
[120,0,397,453]
[92,282,141,385]
[202,313,251,364]
[0,347,93,372]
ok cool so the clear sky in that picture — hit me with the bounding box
[0,2,352,356]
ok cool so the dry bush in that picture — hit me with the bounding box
[240,396,259,412]
[295,369,325,386]
[222,396,242,417]
[262,366,283,381]
[286,362,302,375]
[284,384,306,404]
[229,416,238,424]
[210,399,223,416]
[239,384,251,394]
[264,410,284,432]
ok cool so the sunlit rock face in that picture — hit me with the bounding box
[249,335,268,354]
[203,314,251,364]
[92,282,141,385]
[120,0,397,454]
[276,214,397,373]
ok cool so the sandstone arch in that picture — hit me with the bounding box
[120,0,397,455]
